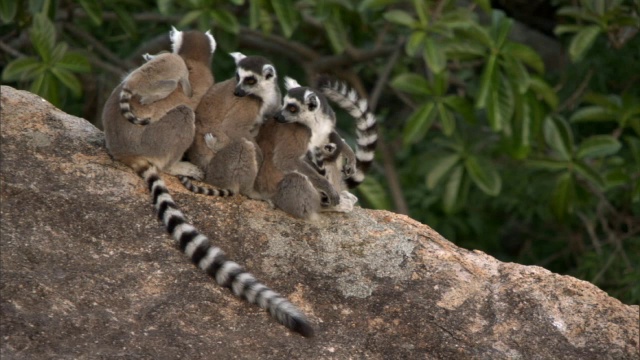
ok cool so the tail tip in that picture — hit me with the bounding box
[291,317,315,337]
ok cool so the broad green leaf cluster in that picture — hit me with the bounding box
[1,0,638,304]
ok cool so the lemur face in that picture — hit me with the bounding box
[276,85,336,140]
[230,52,277,99]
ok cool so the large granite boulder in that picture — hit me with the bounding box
[1,86,638,359]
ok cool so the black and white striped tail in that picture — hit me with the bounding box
[178,176,235,197]
[318,80,378,189]
[120,88,151,126]
[135,163,314,337]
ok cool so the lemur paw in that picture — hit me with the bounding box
[204,133,218,149]
[342,163,355,178]
[167,161,204,181]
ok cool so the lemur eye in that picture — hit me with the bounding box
[245,77,257,85]
[287,104,298,113]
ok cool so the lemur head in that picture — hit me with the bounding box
[170,26,216,64]
[230,52,278,100]
[276,77,336,133]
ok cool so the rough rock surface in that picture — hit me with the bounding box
[1,85,638,359]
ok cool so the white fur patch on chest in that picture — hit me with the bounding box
[308,118,334,150]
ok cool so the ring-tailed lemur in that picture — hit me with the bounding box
[102,29,313,337]
[118,28,194,126]
[182,53,280,200]
[315,78,378,190]
[254,77,345,221]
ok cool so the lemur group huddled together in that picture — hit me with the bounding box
[101,28,378,337]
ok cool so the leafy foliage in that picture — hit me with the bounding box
[1,0,638,304]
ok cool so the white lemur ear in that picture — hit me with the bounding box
[262,64,276,80]
[284,77,301,91]
[229,52,246,65]
[142,53,154,61]
[204,30,216,54]
[304,90,319,111]
[170,26,183,54]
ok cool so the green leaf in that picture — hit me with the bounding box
[570,106,617,123]
[462,23,493,48]
[383,9,416,28]
[271,0,298,37]
[486,72,514,132]
[30,13,56,62]
[475,53,497,109]
[406,31,425,57]
[427,153,461,189]
[423,38,446,74]
[465,155,502,196]
[249,0,261,29]
[576,135,622,159]
[544,116,574,160]
[554,24,583,35]
[502,42,545,74]
[325,15,348,54]
[502,55,530,93]
[529,76,558,109]
[179,10,202,27]
[527,158,570,171]
[1,57,43,81]
[30,72,59,106]
[78,0,102,26]
[114,5,138,37]
[551,172,575,218]
[473,0,491,12]
[157,0,173,16]
[443,165,464,214]
[511,92,531,159]
[0,0,17,24]
[57,51,91,73]
[413,0,429,26]
[390,73,431,96]
[573,160,605,188]
[490,10,513,49]
[442,40,486,59]
[569,25,601,62]
[210,8,239,34]
[357,176,391,210]
[437,102,456,135]
[442,96,476,123]
[603,168,629,190]
[50,42,68,63]
[50,67,82,97]
[626,136,640,165]
[358,0,397,11]
[403,102,436,145]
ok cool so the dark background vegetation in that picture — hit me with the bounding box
[2,0,638,304]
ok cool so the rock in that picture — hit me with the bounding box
[1,85,638,359]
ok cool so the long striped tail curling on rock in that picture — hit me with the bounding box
[133,161,315,337]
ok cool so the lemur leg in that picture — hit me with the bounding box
[274,171,321,222]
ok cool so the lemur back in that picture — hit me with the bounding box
[118,27,205,126]
[101,29,313,337]
[183,53,280,199]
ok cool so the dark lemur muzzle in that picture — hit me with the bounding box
[233,87,247,97]
[275,111,287,123]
